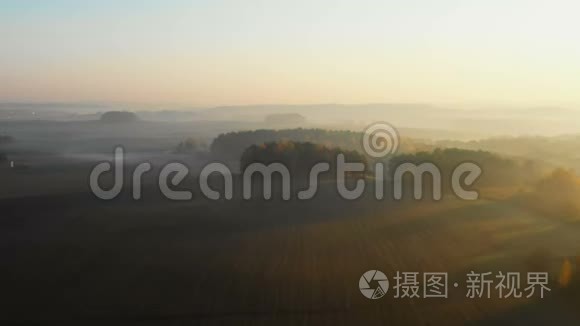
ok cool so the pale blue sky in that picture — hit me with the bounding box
[2,0,580,107]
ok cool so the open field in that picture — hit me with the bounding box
[1,181,579,325]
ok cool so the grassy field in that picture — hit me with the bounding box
[1,180,579,325]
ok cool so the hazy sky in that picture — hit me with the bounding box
[2,0,580,107]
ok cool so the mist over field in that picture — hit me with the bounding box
[3,102,579,136]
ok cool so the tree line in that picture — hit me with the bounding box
[389,148,544,189]
[240,141,366,177]
[0,134,13,162]
[210,128,432,161]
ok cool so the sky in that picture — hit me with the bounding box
[2,0,580,107]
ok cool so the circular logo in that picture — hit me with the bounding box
[362,122,399,158]
[359,270,389,299]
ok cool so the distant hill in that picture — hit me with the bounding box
[198,103,580,136]
[264,113,307,125]
[100,111,140,123]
